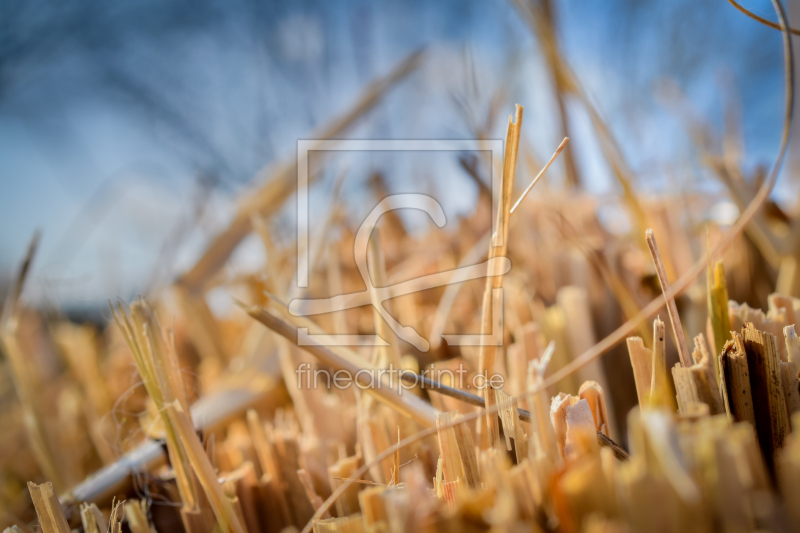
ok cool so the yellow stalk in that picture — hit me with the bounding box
[111,299,198,511]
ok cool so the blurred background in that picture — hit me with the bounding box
[4,0,800,528]
[1,0,797,315]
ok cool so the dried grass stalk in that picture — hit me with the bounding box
[112,299,198,511]
[27,482,70,533]
[478,105,523,449]
[166,401,247,533]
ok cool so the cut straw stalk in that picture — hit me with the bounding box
[27,482,70,533]
[241,302,438,427]
[707,260,731,358]
[166,401,247,533]
[645,229,692,367]
[107,499,124,533]
[477,105,523,449]
[112,301,198,512]
[649,317,675,410]
[476,109,572,449]
[720,323,790,476]
[672,334,723,415]
[246,409,292,526]
[80,503,107,533]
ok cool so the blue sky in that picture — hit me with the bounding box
[0,0,795,308]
